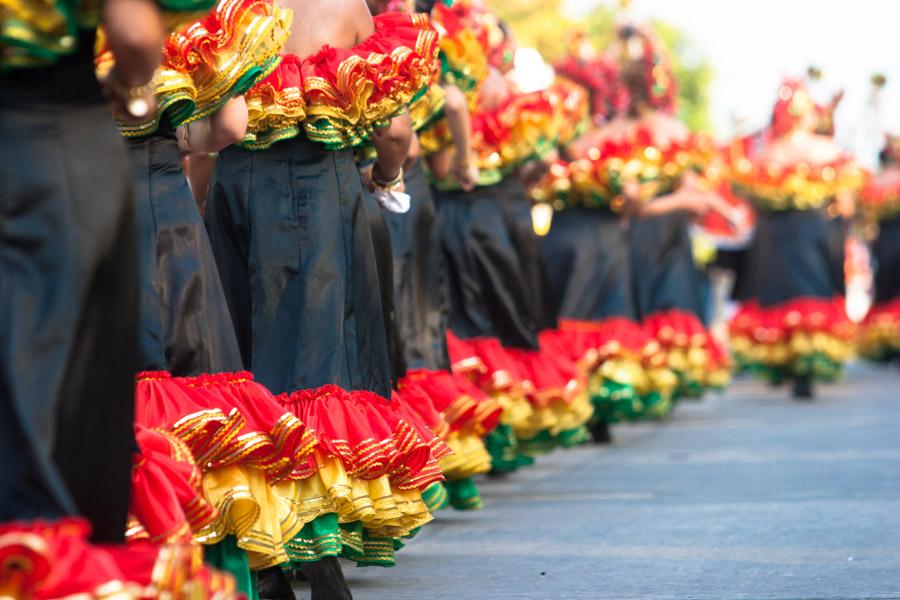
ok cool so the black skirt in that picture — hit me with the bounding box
[0,49,138,543]
[128,127,244,376]
[363,188,404,384]
[872,215,900,304]
[206,135,392,398]
[495,177,556,331]
[433,183,538,350]
[630,211,707,319]
[540,207,636,322]
[736,207,842,306]
[383,159,451,372]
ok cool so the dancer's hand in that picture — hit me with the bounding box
[453,153,478,191]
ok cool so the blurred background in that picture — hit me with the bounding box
[490,0,900,170]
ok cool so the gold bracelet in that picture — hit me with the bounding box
[372,165,404,191]
[108,70,154,118]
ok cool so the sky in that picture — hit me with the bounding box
[561,0,900,168]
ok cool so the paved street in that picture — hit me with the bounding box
[305,363,900,599]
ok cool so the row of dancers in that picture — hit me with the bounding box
[2,0,897,598]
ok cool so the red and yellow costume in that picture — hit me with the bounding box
[727,81,864,382]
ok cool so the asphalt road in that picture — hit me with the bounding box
[303,362,900,600]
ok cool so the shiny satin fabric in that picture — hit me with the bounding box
[736,207,842,306]
[540,207,637,322]
[0,57,138,543]
[363,189,405,384]
[433,183,539,350]
[630,211,707,320]
[128,127,245,376]
[496,176,556,331]
[206,136,392,398]
[872,216,900,304]
[383,159,452,372]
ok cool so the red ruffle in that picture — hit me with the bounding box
[643,309,729,371]
[278,385,448,490]
[469,87,558,171]
[135,371,317,481]
[399,369,501,434]
[448,333,528,396]
[129,425,218,545]
[245,11,439,148]
[547,317,659,367]
[730,298,854,344]
[0,519,236,599]
[504,347,581,408]
[862,298,900,325]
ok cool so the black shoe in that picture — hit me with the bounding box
[258,567,295,600]
[589,419,612,444]
[300,557,353,600]
[791,374,813,400]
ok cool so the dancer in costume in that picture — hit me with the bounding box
[607,25,732,400]
[1,0,241,596]
[96,2,330,595]
[534,38,650,442]
[418,0,593,473]
[857,135,900,362]
[729,78,863,397]
[534,27,730,443]
[360,0,504,513]
[205,3,449,597]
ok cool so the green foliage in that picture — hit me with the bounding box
[487,0,714,132]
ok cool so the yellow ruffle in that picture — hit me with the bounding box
[275,452,432,540]
[731,331,855,368]
[439,431,491,481]
[194,464,306,569]
[96,0,292,137]
[731,157,865,211]
[408,84,446,133]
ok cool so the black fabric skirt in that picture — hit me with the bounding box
[0,53,138,543]
[872,215,900,304]
[630,211,707,319]
[432,183,538,350]
[363,188,404,384]
[206,136,392,398]
[540,207,637,322]
[128,128,244,376]
[495,177,556,331]
[736,207,843,306]
[383,159,452,372]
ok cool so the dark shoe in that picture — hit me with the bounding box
[258,567,295,600]
[791,374,813,400]
[300,557,353,600]
[589,419,613,444]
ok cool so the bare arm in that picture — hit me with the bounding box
[102,0,164,86]
[101,0,164,118]
[352,0,376,42]
[184,153,218,215]
[371,114,413,187]
[441,83,477,190]
[178,96,249,154]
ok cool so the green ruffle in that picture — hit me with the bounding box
[444,477,483,511]
[739,351,844,384]
[485,423,534,473]
[204,536,258,600]
[285,514,417,568]
[1,0,216,69]
[519,426,590,457]
[421,481,449,512]
[590,380,673,423]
